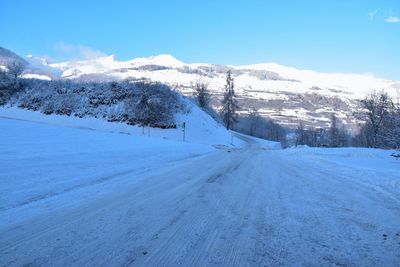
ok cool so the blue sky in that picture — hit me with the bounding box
[1,0,399,79]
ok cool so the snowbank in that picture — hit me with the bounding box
[0,105,244,147]
[283,146,400,201]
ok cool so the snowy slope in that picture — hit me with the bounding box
[0,116,399,266]
[0,103,250,147]
[24,55,61,79]
[0,116,215,212]
[43,53,400,128]
[237,62,398,98]
[49,54,185,78]
[47,53,399,100]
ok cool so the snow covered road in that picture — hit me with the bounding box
[1,118,400,266]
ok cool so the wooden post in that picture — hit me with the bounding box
[182,122,186,142]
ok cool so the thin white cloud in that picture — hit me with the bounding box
[53,42,106,61]
[385,16,400,23]
[368,9,378,21]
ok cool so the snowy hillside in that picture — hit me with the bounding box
[2,46,399,128]
[44,53,400,128]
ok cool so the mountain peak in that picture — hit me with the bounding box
[150,54,181,62]
[129,54,185,68]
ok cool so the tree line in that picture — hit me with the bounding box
[294,115,351,148]
[294,90,400,149]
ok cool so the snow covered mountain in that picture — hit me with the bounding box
[46,53,400,97]
[3,46,399,129]
[49,54,399,100]
[44,54,400,129]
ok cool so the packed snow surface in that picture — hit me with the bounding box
[0,112,399,266]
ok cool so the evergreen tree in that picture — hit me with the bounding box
[221,70,238,130]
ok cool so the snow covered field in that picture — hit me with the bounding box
[0,113,399,266]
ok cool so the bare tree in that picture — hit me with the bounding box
[221,70,238,130]
[194,81,210,109]
[353,90,400,149]
[248,108,261,135]
[295,122,307,146]
[360,90,392,148]
[308,127,319,147]
[329,114,340,147]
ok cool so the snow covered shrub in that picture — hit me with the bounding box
[128,82,180,128]
[0,71,12,105]
[107,101,128,122]
[3,78,184,128]
[0,69,25,105]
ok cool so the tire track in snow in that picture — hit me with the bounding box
[139,150,260,266]
[130,150,248,266]
[2,145,399,266]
